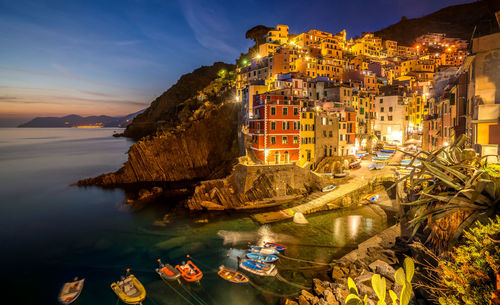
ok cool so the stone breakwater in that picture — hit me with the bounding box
[286,225,403,305]
[187,164,327,210]
[78,103,240,186]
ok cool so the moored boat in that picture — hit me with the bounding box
[246,252,279,263]
[155,259,181,281]
[364,193,380,202]
[375,164,385,170]
[368,163,376,170]
[239,259,277,276]
[218,265,249,284]
[249,246,278,255]
[322,184,336,192]
[175,260,203,282]
[349,160,361,169]
[110,271,146,305]
[58,277,84,305]
[264,242,287,252]
[333,172,348,178]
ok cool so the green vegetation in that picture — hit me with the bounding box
[345,258,415,305]
[396,135,500,252]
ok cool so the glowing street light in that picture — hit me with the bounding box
[255,54,262,60]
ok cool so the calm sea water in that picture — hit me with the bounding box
[0,128,390,305]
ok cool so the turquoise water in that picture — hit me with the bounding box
[0,128,390,305]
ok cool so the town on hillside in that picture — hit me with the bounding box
[235,24,499,166]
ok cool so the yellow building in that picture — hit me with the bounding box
[300,110,315,166]
[407,95,427,132]
[266,25,289,44]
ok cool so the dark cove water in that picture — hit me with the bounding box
[0,128,390,305]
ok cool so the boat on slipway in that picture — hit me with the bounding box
[364,193,380,202]
[218,265,249,284]
[110,271,146,305]
[155,259,181,281]
[58,277,84,305]
[175,260,203,282]
[322,184,336,192]
[249,246,278,255]
[246,252,279,263]
[239,259,277,276]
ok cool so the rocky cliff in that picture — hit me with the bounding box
[374,0,500,45]
[78,102,240,186]
[187,163,326,210]
[123,62,235,140]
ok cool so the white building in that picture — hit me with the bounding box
[373,95,408,144]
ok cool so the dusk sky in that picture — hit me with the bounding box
[0,0,472,126]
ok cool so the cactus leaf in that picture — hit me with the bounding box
[371,274,386,301]
[400,283,412,305]
[346,293,362,305]
[404,257,414,282]
[348,277,359,295]
[395,267,406,285]
[389,290,398,305]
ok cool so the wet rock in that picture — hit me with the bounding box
[285,300,298,305]
[369,259,396,282]
[293,212,309,224]
[331,266,345,279]
[301,290,315,301]
[313,278,326,295]
[298,295,311,305]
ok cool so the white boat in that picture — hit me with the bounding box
[58,278,84,305]
[322,184,336,192]
[239,259,277,276]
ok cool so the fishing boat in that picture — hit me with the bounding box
[58,277,84,305]
[322,184,336,192]
[380,148,395,154]
[249,246,278,255]
[368,163,376,170]
[175,260,203,282]
[363,193,380,202]
[155,259,181,281]
[218,265,249,284]
[264,242,287,252]
[349,160,361,169]
[246,252,279,263]
[239,259,277,276]
[110,271,146,305]
[375,164,385,170]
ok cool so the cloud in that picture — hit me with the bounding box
[178,0,239,55]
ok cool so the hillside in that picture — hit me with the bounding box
[123,61,235,140]
[18,110,144,128]
[374,0,500,45]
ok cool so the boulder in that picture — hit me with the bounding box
[301,290,315,301]
[298,295,311,305]
[369,259,396,282]
[313,278,326,295]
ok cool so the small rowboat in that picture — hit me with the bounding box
[368,163,376,170]
[156,259,181,281]
[218,265,249,284]
[111,273,146,305]
[375,164,385,170]
[364,193,380,202]
[249,246,278,255]
[322,184,336,192]
[349,160,361,169]
[264,242,287,252]
[175,260,203,282]
[239,259,277,276]
[246,252,279,263]
[334,172,348,178]
[58,277,84,304]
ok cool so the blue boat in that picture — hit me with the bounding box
[264,242,287,252]
[246,252,278,263]
[249,246,278,255]
[239,259,277,276]
[380,149,395,154]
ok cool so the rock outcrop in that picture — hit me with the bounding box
[78,103,240,186]
[187,164,325,210]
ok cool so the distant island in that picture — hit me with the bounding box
[18,109,144,128]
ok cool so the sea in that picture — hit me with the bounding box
[0,128,391,305]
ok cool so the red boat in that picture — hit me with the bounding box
[175,260,203,282]
[264,242,287,252]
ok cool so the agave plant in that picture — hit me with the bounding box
[394,134,500,252]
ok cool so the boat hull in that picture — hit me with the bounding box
[218,266,249,284]
[156,263,181,281]
[239,259,277,277]
[246,252,279,263]
[264,242,287,252]
[175,260,203,282]
[249,246,278,255]
[58,279,84,305]
[110,274,146,305]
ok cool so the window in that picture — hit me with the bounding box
[389,107,393,112]
[381,116,384,121]
[282,136,288,144]
[293,108,298,115]
[381,107,384,112]
[343,123,346,129]
[271,122,276,130]
[293,136,298,144]
[282,122,287,130]
[380,98,383,104]
[302,113,306,118]
[323,131,327,137]
[283,107,288,115]
[388,116,393,121]
[329,131,333,137]
[271,136,276,145]
[309,113,313,119]
[340,134,343,140]
[271,107,276,115]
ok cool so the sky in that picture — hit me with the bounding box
[0,0,473,126]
